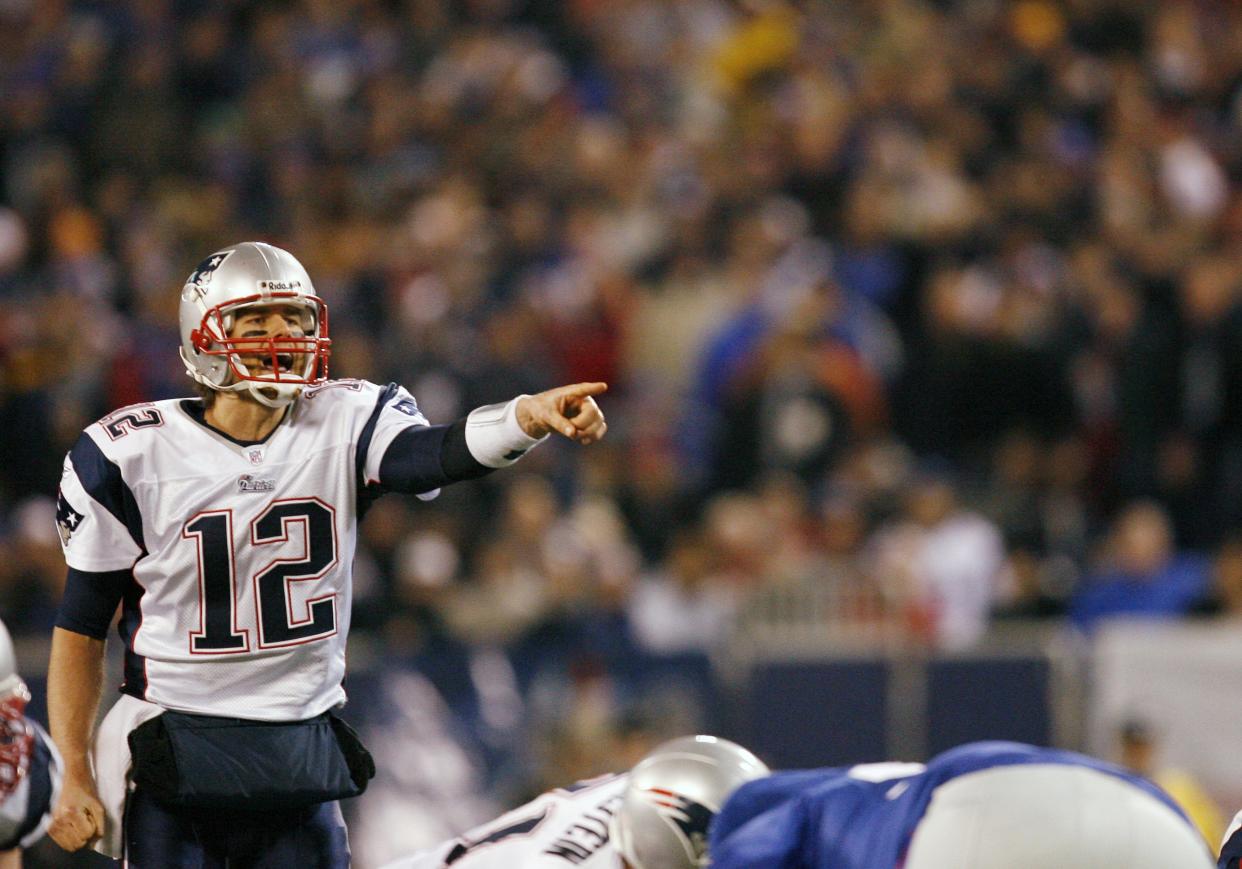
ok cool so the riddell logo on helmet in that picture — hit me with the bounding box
[258,279,302,292]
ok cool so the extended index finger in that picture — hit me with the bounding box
[553,381,609,400]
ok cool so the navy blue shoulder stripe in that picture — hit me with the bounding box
[69,432,146,553]
[355,382,401,491]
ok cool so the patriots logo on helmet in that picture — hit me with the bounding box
[56,489,85,546]
[642,788,715,861]
[183,249,235,299]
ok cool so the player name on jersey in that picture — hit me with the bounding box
[540,793,620,864]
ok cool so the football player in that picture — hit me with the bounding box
[709,740,1215,868]
[380,735,768,869]
[46,242,607,867]
[0,618,62,868]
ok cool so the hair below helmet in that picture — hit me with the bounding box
[903,764,1215,869]
[612,736,769,869]
[179,241,331,408]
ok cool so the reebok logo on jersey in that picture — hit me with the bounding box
[56,489,85,546]
[238,474,276,492]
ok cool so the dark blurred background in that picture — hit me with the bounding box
[4,0,1242,865]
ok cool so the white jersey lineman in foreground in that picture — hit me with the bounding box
[383,735,769,869]
[382,774,628,869]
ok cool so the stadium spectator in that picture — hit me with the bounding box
[1117,718,1225,847]
[1069,500,1211,633]
[867,469,1006,649]
[627,528,738,655]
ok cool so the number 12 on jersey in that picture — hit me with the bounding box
[183,498,339,653]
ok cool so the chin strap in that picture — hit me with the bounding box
[245,381,302,408]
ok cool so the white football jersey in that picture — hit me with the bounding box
[382,774,627,869]
[56,379,429,720]
[380,774,625,869]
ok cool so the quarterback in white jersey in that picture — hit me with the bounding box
[56,377,443,719]
[382,736,768,869]
[46,241,608,868]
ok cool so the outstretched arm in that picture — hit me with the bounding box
[46,628,105,852]
[378,383,608,493]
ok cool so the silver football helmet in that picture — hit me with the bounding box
[612,736,769,869]
[179,241,331,408]
[904,764,1215,868]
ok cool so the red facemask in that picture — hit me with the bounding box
[188,293,332,386]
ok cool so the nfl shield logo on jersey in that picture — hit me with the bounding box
[248,448,264,465]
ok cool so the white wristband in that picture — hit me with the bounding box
[465,396,547,468]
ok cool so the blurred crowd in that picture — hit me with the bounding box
[6,0,1242,827]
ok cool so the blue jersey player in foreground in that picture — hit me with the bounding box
[0,619,62,868]
[45,242,607,867]
[710,740,1214,869]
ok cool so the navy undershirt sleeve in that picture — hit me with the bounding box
[55,567,131,639]
[378,419,492,493]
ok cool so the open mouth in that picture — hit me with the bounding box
[257,354,296,375]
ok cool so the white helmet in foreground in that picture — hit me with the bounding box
[904,764,1214,869]
[179,241,331,408]
[612,736,768,869]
